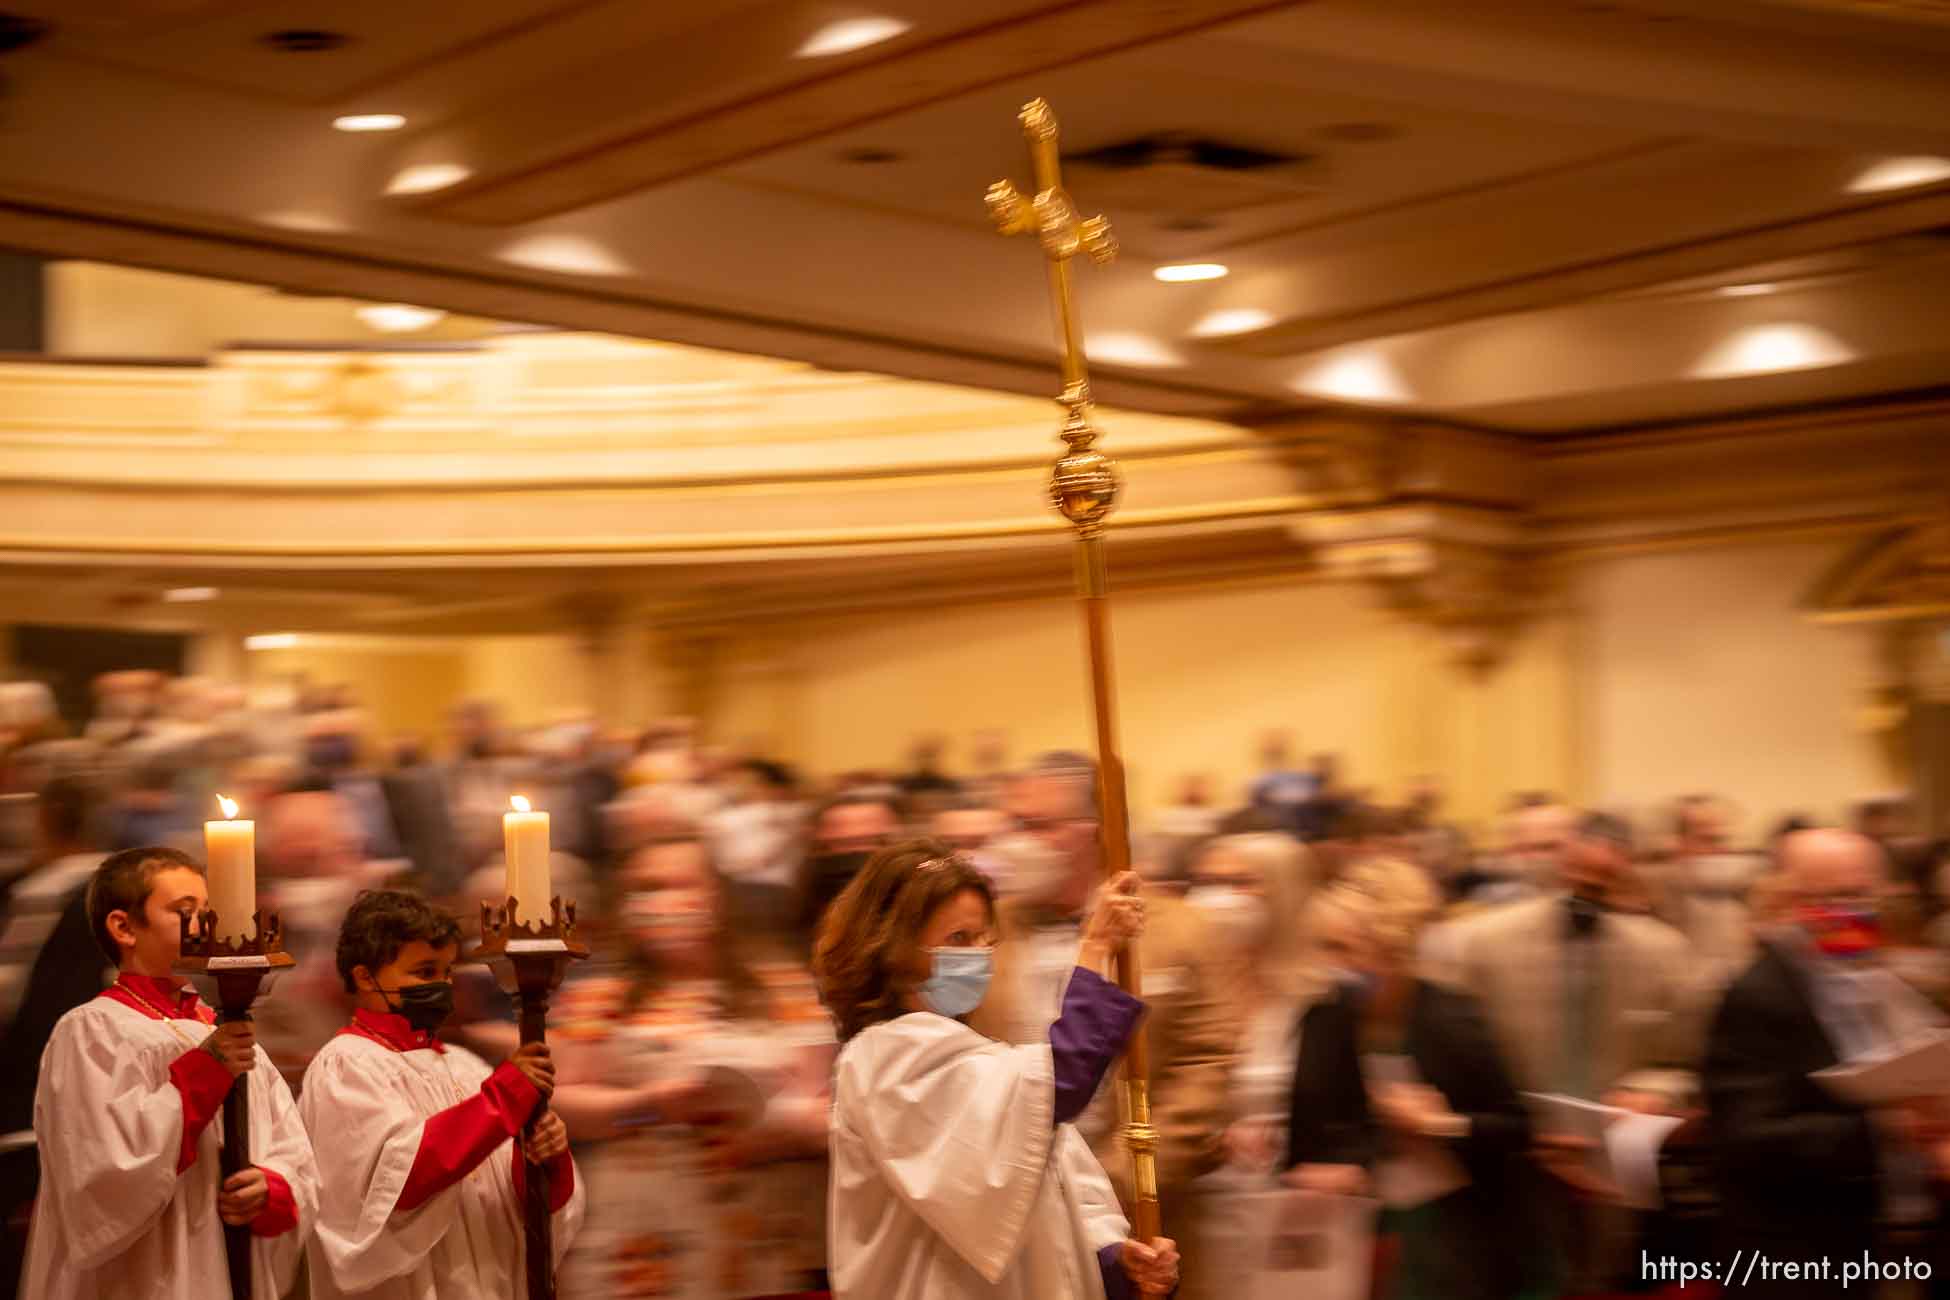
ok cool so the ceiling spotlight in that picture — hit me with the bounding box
[1293,349,1411,404]
[1847,156,1950,194]
[246,633,300,651]
[1716,283,1778,298]
[1085,333,1183,368]
[499,233,630,277]
[1154,262,1229,283]
[386,163,471,196]
[356,303,447,333]
[1191,307,1275,337]
[1691,322,1853,378]
[797,16,911,57]
[333,113,406,133]
[163,587,220,603]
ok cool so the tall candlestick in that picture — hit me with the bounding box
[504,795,552,925]
[203,795,256,945]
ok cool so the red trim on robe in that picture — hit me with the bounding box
[100,974,218,1025]
[509,1142,576,1214]
[338,1006,446,1054]
[102,976,234,1174]
[394,1061,540,1213]
[250,1167,300,1238]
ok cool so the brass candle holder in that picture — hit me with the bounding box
[174,909,296,1300]
[468,896,589,1300]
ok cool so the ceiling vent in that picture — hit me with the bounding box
[1062,133,1324,216]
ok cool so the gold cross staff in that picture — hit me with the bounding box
[986,97,1165,1292]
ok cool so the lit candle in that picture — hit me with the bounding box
[503,795,552,925]
[203,795,256,946]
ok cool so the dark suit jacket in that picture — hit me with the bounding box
[1285,979,1540,1300]
[1704,940,1881,1292]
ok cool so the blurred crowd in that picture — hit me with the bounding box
[3,668,1950,1299]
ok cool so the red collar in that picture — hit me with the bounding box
[340,1006,445,1053]
[103,973,216,1024]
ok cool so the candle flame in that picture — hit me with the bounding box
[511,795,531,813]
[217,794,239,820]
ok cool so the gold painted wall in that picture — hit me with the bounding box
[750,574,1574,831]
[1574,537,1887,837]
[247,641,470,742]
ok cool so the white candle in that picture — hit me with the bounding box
[504,795,552,925]
[204,795,256,946]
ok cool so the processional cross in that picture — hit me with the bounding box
[987,98,1165,1284]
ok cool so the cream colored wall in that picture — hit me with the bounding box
[750,575,1574,829]
[247,641,470,742]
[223,540,1886,841]
[1575,537,1887,837]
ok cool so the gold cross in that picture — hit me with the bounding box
[986,98,1121,537]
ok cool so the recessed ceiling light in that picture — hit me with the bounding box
[797,16,911,57]
[1293,348,1411,404]
[1085,333,1183,368]
[333,113,405,133]
[387,162,471,196]
[1154,262,1229,283]
[1716,283,1778,298]
[355,303,446,333]
[499,233,630,277]
[246,633,300,651]
[163,587,220,603]
[1847,156,1950,194]
[1191,307,1275,337]
[1691,323,1853,378]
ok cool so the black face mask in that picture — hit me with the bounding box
[381,981,455,1034]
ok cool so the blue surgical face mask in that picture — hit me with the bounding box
[920,946,993,1019]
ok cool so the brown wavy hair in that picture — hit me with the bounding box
[812,838,995,1042]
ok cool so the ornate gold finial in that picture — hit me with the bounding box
[988,98,1120,535]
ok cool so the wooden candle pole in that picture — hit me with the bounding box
[470,895,588,1300]
[986,98,1164,1281]
[175,908,294,1300]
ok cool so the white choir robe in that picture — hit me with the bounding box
[299,1034,585,1300]
[20,999,319,1300]
[830,1013,1129,1300]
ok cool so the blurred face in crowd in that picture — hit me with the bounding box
[931,807,1010,855]
[264,791,362,880]
[1560,828,1628,904]
[1259,731,1291,770]
[1676,801,1728,856]
[1507,804,1575,884]
[622,839,719,970]
[815,801,898,855]
[1176,774,1214,807]
[1012,771,1099,875]
[1308,895,1373,978]
[1783,830,1884,960]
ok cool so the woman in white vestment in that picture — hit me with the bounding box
[813,839,1179,1300]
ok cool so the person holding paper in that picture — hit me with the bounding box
[1704,829,1946,1298]
[299,888,584,1299]
[1282,858,1551,1300]
[1449,810,1699,1290]
[817,839,1179,1299]
[19,846,319,1300]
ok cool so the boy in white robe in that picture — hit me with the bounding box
[814,841,1180,1299]
[20,845,319,1300]
[300,888,584,1299]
